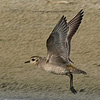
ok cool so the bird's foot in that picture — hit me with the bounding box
[70,87,77,94]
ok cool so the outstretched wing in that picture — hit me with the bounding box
[46,16,69,62]
[46,9,84,64]
[67,9,84,56]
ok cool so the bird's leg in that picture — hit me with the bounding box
[67,73,77,94]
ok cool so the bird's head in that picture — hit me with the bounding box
[25,56,41,65]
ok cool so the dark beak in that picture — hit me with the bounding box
[25,61,30,63]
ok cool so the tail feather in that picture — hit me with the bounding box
[74,68,87,75]
[67,65,87,75]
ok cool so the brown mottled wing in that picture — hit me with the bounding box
[46,16,69,62]
[67,9,84,56]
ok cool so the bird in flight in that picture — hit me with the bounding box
[25,9,87,94]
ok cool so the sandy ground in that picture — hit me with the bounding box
[0,0,100,100]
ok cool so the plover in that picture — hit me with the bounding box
[25,9,87,94]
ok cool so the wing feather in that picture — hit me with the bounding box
[67,9,84,56]
[46,9,84,64]
[46,15,69,62]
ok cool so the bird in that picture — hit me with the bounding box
[25,9,87,94]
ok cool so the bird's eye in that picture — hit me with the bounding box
[32,59,35,61]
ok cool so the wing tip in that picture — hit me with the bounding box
[61,15,67,22]
[79,9,84,17]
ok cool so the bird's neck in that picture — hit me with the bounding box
[37,57,46,68]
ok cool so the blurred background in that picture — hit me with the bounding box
[0,0,100,99]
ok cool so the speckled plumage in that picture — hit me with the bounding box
[25,9,87,94]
